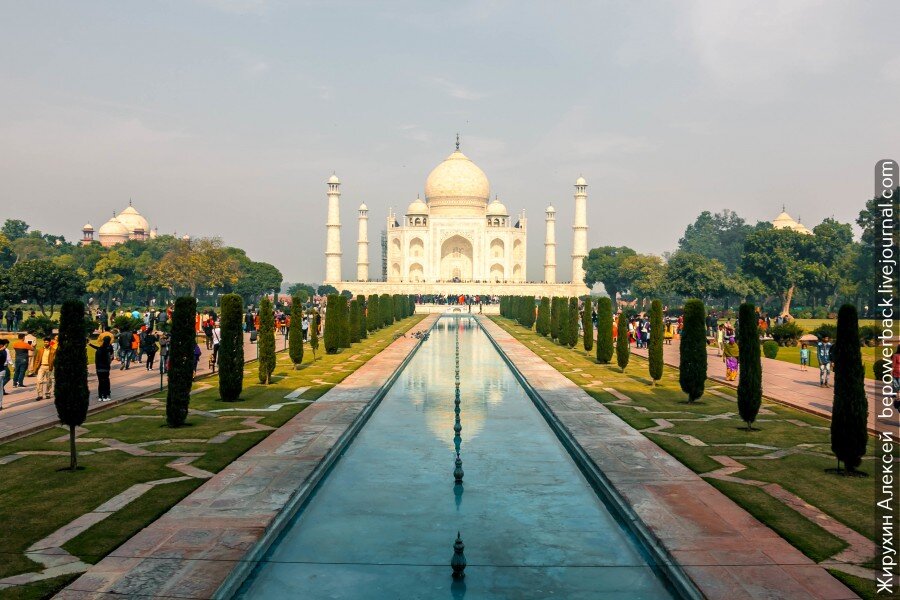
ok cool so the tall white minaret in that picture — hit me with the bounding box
[356,202,369,281]
[544,204,557,283]
[324,173,342,283]
[571,176,588,285]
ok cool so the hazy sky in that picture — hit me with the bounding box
[2,1,898,284]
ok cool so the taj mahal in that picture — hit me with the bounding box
[326,139,591,297]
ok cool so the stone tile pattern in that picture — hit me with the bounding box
[54,315,440,600]
[478,317,856,600]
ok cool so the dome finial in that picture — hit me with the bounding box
[455,133,460,151]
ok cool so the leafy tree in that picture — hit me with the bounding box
[349,299,361,344]
[324,294,341,354]
[742,227,818,316]
[583,246,637,299]
[678,209,752,272]
[150,237,241,297]
[8,259,86,315]
[356,294,368,340]
[54,300,89,471]
[620,254,666,304]
[218,293,244,401]
[615,312,630,371]
[536,297,550,336]
[679,299,707,403]
[596,297,614,363]
[166,296,197,427]
[737,303,762,429]
[566,298,579,348]
[550,297,561,340]
[85,250,129,310]
[288,296,305,369]
[367,294,380,331]
[257,295,276,383]
[830,304,868,473]
[1,219,29,241]
[582,297,594,352]
[287,282,315,302]
[665,251,727,301]
[648,300,664,385]
[317,284,338,296]
[232,261,283,303]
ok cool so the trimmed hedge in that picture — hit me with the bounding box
[763,340,779,359]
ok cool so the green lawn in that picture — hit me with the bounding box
[492,316,883,600]
[766,340,881,372]
[0,315,424,599]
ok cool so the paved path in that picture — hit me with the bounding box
[0,332,285,442]
[480,317,856,600]
[631,339,896,436]
[55,314,439,600]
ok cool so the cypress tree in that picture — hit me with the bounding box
[736,303,762,428]
[309,310,320,361]
[324,294,340,354]
[408,295,415,316]
[339,297,352,348]
[566,297,579,348]
[393,294,403,321]
[349,299,361,344]
[54,299,89,470]
[166,296,197,427]
[648,299,664,385]
[218,293,245,401]
[380,293,393,327]
[830,304,868,473]
[679,299,707,403]
[257,295,276,383]
[616,311,630,371]
[288,295,305,369]
[596,297,614,363]
[550,297,561,340]
[367,295,380,331]
[557,298,569,345]
[582,297,594,352]
[536,297,550,336]
[357,294,368,340]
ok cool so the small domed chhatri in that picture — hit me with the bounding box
[322,135,590,297]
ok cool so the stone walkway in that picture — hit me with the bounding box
[0,332,269,442]
[480,317,856,600]
[53,314,440,600]
[631,339,895,435]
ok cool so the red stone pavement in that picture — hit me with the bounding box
[0,332,282,442]
[631,339,897,436]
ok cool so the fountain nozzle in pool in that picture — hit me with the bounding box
[454,452,464,483]
[451,532,467,579]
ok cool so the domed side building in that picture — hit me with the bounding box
[771,208,813,235]
[324,138,591,298]
[82,202,158,247]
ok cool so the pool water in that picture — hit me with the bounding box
[235,317,676,599]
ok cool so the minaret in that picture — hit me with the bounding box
[357,202,369,281]
[544,204,556,283]
[571,176,588,285]
[325,173,342,283]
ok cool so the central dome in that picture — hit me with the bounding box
[424,149,490,216]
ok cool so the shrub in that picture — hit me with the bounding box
[596,297,614,364]
[582,298,594,352]
[367,295,380,331]
[737,303,762,429]
[762,340,779,359]
[218,293,244,401]
[349,299,361,344]
[357,295,368,340]
[20,315,57,337]
[679,299,707,403]
[874,357,890,381]
[812,323,837,341]
[112,315,143,333]
[566,298,579,348]
[288,296,305,369]
[859,324,880,346]
[166,296,197,427]
[648,300,663,384]
[536,297,550,336]
[770,322,804,346]
[54,300,89,470]
[257,296,276,384]
[830,304,868,472]
[615,312,630,371]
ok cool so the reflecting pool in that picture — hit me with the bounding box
[236,317,676,599]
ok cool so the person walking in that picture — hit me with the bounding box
[131,330,141,365]
[211,321,221,367]
[89,337,114,402]
[14,308,23,332]
[816,336,833,387]
[159,333,169,374]
[117,328,133,370]
[31,336,56,401]
[143,330,159,371]
[723,335,740,381]
[157,308,168,332]
[799,343,810,372]
[4,308,14,332]
[301,314,309,342]
[11,334,31,388]
[0,339,9,410]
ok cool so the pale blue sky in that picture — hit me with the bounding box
[1,0,898,284]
